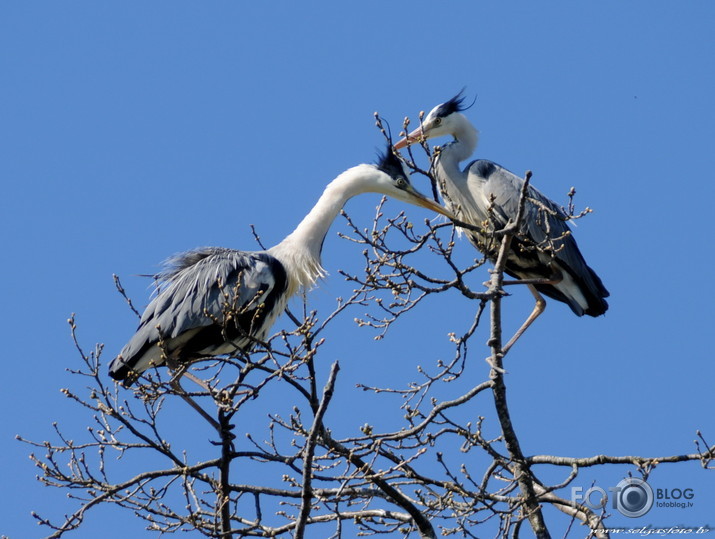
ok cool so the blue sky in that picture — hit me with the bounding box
[2,2,714,537]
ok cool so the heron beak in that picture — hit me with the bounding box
[404,185,455,219]
[394,126,425,150]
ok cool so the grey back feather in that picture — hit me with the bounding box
[110,247,287,379]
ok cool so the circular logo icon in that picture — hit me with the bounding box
[614,478,654,518]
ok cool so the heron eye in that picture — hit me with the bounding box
[433,117,442,126]
[396,177,407,188]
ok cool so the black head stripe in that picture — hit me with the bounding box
[433,90,468,118]
[376,143,405,181]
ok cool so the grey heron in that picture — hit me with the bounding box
[395,93,609,352]
[109,145,454,386]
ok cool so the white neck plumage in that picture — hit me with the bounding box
[436,113,479,180]
[268,164,380,297]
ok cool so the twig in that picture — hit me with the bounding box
[295,361,340,539]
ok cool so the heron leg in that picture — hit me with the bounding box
[179,362,238,411]
[164,357,221,432]
[501,277,559,287]
[180,369,214,393]
[501,284,546,356]
[169,375,222,432]
[163,355,214,391]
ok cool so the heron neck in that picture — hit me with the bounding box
[437,114,479,188]
[268,164,376,291]
[440,116,479,174]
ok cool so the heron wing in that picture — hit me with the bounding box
[466,160,570,243]
[109,247,288,380]
[466,160,608,315]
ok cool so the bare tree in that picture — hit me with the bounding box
[21,130,715,538]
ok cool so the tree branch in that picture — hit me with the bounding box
[295,361,340,539]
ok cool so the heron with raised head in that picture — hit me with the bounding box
[109,144,454,386]
[395,93,609,352]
